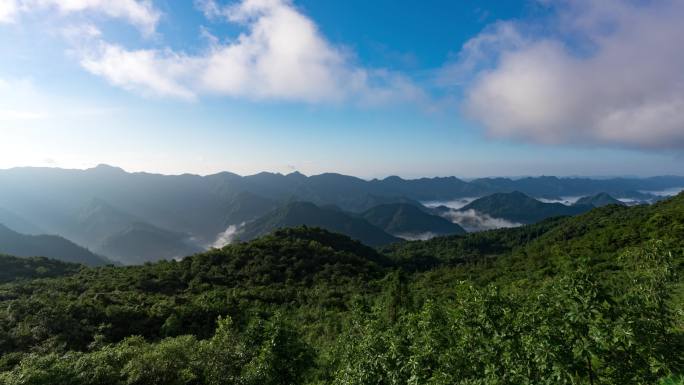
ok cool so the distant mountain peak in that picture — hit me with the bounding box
[383,175,405,182]
[89,164,126,173]
[575,193,624,208]
[286,171,307,178]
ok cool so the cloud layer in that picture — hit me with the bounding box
[452,0,684,150]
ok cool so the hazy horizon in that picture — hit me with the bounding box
[2,0,684,178]
[1,162,683,181]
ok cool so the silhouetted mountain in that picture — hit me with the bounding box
[99,222,202,265]
[461,191,592,224]
[574,193,625,208]
[361,203,465,239]
[237,202,401,247]
[0,224,109,266]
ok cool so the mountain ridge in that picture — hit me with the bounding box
[0,224,110,266]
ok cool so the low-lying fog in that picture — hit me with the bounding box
[423,198,522,233]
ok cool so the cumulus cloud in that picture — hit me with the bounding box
[449,0,684,150]
[81,43,200,100]
[0,0,160,33]
[77,0,425,104]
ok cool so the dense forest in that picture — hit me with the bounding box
[0,194,682,384]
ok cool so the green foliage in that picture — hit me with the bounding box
[0,315,311,385]
[334,243,679,384]
[0,255,80,283]
[0,194,683,384]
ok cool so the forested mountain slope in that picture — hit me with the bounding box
[0,194,681,384]
[0,254,81,283]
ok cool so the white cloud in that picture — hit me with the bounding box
[60,23,101,41]
[0,0,18,23]
[78,0,425,104]
[1,0,160,33]
[81,43,199,100]
[451,0,684,150]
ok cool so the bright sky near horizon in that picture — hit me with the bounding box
[0,0,683,178]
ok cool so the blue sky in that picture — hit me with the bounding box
[0,0,682,178]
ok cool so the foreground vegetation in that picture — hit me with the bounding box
[0,194,682,384]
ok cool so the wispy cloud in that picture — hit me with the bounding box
[211,223,243,248]
[75,0,425,105]
[0,77,118,122]
[447,0,684,150]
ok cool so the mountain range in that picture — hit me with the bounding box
[0,165,680,264]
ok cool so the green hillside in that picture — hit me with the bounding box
[0,195,681,384]
[361,203,466,238]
